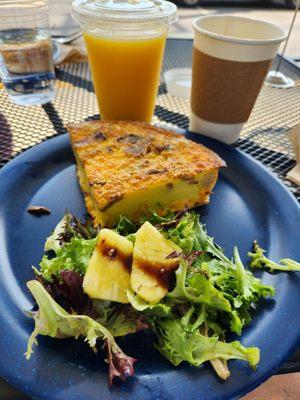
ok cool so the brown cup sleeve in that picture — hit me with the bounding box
[191,48,272,125]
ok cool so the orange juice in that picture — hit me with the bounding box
[83,33,167,122]
[73,0,177,122]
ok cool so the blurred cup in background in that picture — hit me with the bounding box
[0,0,55,106]
[190,15,287,144]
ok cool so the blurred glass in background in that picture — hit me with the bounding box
[49,0,81,42]
[0,0,55,106]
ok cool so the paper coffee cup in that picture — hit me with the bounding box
[190,15,287,144]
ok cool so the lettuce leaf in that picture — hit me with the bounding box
[154,317,259,369]
[40,270,91,314]
[115,215,137,236]
[38,237,97,282]
[163,212,229,263]
[93,299,148,336]
[44,214,69,252]
[249,241,300,272]
[26,280,137,385]
[127,290,172,317]
[233,247,253,300]
[168,260,231,312]
[164,212,201,253]
[45,212,98,252]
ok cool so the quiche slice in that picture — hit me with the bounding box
[68,121,225,227]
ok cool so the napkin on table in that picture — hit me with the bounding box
[287,124,300,186]
[54,36,87,65]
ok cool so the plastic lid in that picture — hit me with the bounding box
[72,0,178,24]
[164,68,191,99]
[265,71,295,89]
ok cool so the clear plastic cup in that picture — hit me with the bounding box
[0,0,55,106]
[72,0,177,122]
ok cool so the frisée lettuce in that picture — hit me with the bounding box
[38,237,97,282]
[249,241,300,272]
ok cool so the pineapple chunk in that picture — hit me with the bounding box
[83,229,133,303]
[131,222,181,304]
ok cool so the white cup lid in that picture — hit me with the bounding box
[72,0,178,24]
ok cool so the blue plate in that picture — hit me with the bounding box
[0,133,299,400]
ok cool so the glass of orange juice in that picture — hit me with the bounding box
[72,0,177,122]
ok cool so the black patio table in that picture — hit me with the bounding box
[0,38,299,399]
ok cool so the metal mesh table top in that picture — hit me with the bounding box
[0,37,300,399]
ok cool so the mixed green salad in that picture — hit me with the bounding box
[26,211,300,385]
